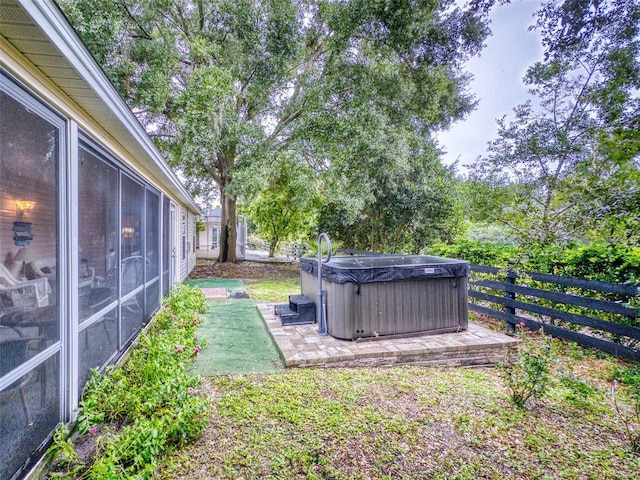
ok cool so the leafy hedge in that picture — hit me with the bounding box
[429,240,520,269]
[429,240,640,285]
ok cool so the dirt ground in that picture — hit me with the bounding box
[190,259,300,281]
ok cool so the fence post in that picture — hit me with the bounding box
[505,271,517,333]
[622,292,636,344]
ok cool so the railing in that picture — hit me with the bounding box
[317,233,332,336]
[468,265,640,361]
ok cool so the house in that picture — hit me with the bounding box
[196,208,247,259]
[0,1,201,478]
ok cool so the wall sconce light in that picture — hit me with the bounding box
[16,200,36,218]
[122,226,135,239]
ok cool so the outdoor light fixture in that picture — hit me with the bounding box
[122,226,135,238]
[16,200,36,218]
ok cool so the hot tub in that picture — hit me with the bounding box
[299,255,469,340]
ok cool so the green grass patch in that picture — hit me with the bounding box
[158,366,640,479]
[245,277,300,302]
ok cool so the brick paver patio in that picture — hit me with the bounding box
[200,287,228,299]
[258,304,519,368]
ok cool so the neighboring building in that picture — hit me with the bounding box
[196,208,247,260]
[0,1,200,478]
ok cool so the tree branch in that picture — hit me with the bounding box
[175,4,190,39]
[196,157,222,186]
[150,133,177,140]
[489,214,528,238]
[197,0,205,32]
[551,202,576,219]
[117,0,152,40]
[269,108,304,141]
[268,41,325,141]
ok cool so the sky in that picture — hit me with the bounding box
[437,0,544,171]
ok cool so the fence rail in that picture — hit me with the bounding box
[468,265,640,361]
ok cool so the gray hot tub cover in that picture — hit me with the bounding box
[299,255,469,285]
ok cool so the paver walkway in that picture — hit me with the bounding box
[200,287,227,299]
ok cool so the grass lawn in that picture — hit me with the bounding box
[245,276,301,302]
[157,359,638,479]
[191,259,301,303]
[157,261,640,479]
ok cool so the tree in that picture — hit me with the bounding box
[318,140,463,253]
[245,153,317,258]
[60,0,492,261]
[470,0,640,245]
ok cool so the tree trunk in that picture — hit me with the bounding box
[218,189,238,263]
[268,240,277,258]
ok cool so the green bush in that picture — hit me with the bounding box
[524,242,640,285]
[429,240,520,267]
[49,284,209,479]
[498,327,556,408]
[430,240,640,285]
[247,235,268,250]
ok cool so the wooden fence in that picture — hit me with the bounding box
[468,265,640,361]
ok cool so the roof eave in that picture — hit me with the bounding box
[15,0,201,214]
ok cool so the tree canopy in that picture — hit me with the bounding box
[61,0,492,259]
[468,0,640,246]
[245,152,317,258]
[318,140,463,253]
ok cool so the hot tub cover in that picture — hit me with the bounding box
[299,255,469,285]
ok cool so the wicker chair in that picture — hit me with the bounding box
[0,264,50,314]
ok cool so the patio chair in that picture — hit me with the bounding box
[78,259,95,290]
[0,263,51,314]
[97,256,147,315]
[0,327,43,425]
[99,256,145,290]
[121,256,144,292]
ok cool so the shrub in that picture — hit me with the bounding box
[48,285,209,479]
[431,239,640,285]
[428,240,520,267]
[247,235,268,251]
[610,366,640,453]
[498,326,556,408]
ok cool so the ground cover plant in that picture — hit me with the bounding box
[610,365,640,453]
[157,356,639,479]
[46,285,209,479]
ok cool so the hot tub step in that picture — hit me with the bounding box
[275,302,316,326]
[288,294,314,310]
[288,294,316,324]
